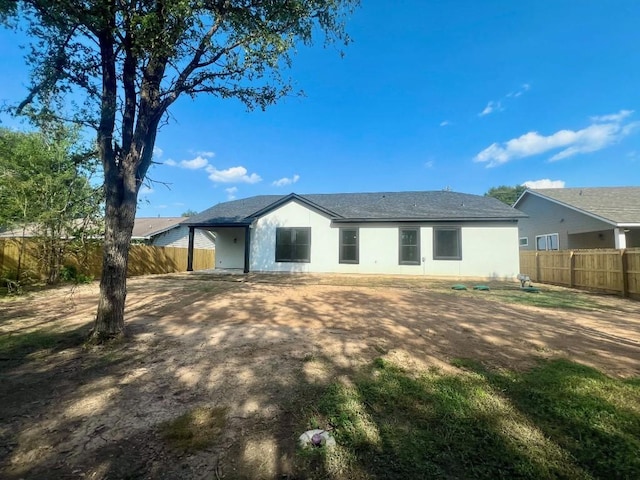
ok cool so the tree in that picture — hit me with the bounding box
[2,0,357,341]
[0,126,103,284]
[485,185,526,206]
[181,209,198,217]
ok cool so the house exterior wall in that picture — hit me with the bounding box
[214,227,246,269]
[249,200,520,278]
[516,194,613,250]
[151,225,216,249]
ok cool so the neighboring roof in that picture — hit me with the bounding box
[1,217,188,239]
[131,217,187,239]
[0,218,98,239]
[514,187,640,225]
[0,224,42,238]
[186,191,526,227]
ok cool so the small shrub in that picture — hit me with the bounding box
[60,265,93,284]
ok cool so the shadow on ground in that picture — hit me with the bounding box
[0,273,638,479]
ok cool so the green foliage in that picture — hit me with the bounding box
[59,264,93,284]
[485,184,527,205]
[181,209,198,217]
[301,358,640,479]
[0,126,103,283]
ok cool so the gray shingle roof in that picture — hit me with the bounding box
[186,191,526,226]
[131,217,186,239]
[525,187,640,224]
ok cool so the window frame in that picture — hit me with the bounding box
[519,237,529,247]
[339,227,359,264]
[398,227,421,265]
[433,226,462,261]
[275,227,311,263]
[535,233,559,251]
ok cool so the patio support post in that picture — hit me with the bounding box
[243,225,251,274]
[187,226,195,272]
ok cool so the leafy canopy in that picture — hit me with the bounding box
[7,0,358,129]
[485,185,527,206]
[0,126,102,232]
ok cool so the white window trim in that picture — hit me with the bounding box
[519,237,529,247]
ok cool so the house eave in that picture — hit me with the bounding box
[331,217,522,224]
[185,220,253,229]
[249,193,343,219]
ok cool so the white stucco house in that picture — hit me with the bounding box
[184,191,526,279]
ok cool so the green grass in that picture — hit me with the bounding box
[480,286,610,311]
[0,328,87,363]
[160,406,228,452]
[299,358,640,479]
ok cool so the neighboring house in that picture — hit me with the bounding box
[132,217,216,249]
[1,217,216,250]
[513,187,640,251]
[184,191,526,278]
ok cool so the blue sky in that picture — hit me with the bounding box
[1,0,639,217]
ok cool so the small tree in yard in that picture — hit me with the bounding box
[1,0,357,342]
[0,126,103,285]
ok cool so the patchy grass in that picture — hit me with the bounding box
[299,358,640,479]
[484,287,611,311]
[160,406,228,452]
[0,327,87,365]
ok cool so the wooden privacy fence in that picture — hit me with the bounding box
[520,248,640,299]
[0,238,214,281]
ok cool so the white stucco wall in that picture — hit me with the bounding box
[249,200,520,278]
[215,227,246,269]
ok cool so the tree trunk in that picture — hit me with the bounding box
[90,172,137,342]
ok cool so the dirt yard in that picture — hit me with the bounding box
[1,273,639,479]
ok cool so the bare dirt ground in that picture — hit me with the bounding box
[1,273,639,479]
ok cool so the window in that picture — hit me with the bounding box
[434,227,462,260]
[399,228,420,265]
[535,233,559,251]
[275,227,311,262]
[519,237,529,247]
[339,228,359,264]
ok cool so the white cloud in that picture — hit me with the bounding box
[481,83,530,116]
[180,156,209,170]
[139,185,154,195]
[225,186,238,200]
[590,110,633,123]
[272,174,300,187]
[424,160,434,168]
[474,110,640,167]
[195,151,215,158]
[153,146,163,159]
[521,179,566,189]
[164,159,177,166]
[508,83,531,98]
[206,165,261,184]
[440,120,451,127]
[479,100,500,117]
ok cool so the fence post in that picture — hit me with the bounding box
[620,249,629,297]
[569,250,575,288]
[0,239,4,275]
[535,251,540,282]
